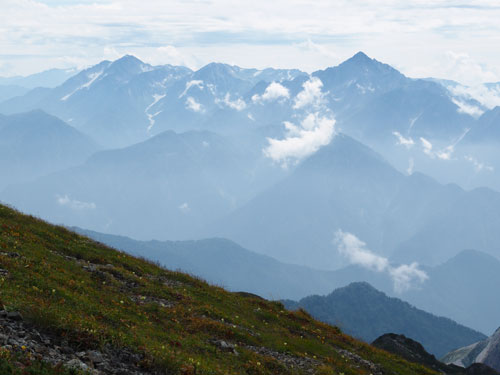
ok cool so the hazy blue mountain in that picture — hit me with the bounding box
[0,129,284,241]
[443,328,500,371]
[0,56,307,148]
[0,68,78,89]
[312,52,472,141]
[0,56,192,147]
[0,110,98,190]
[461,107,500,144]
[73,227,346,300]
[299,250,500,335]
[210,133,500,269]
[402,250,500,335]
[0,85,30,102]
[283,282,486,358]
[313,51,407,113]
[71,224,500,336]
[210,133,403,269]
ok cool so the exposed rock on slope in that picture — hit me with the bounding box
[373,333,499,375]
[443,328,500,371]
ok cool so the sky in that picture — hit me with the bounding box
[1,0,500,85]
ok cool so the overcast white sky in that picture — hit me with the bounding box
[1,0,500,85]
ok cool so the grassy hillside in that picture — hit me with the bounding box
[0,204,437,375]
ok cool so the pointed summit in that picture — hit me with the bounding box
[350,51,372,62]
[108,55,150,73]
[313,51,407,93]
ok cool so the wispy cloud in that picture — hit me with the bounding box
[335,230,428,293]
[217,93,246,111]
[464,155,494,172]
[56,194,96,210]
[420,137,455,160]
[185,96,203,112]
[393,131,415,149]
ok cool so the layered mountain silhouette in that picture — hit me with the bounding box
[283,282,486,358]
[0,110,98,190]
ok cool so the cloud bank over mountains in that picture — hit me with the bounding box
[3,0,500,85]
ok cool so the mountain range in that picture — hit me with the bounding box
[75,226,500,336]
[283,282,486,358]
[0,110,98,190]
[0,202,439,375]
[1,52,499,193]
[2,52,500,347]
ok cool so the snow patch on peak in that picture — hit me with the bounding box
[60,71,104,101]
[145,94,166,132]
[179,80,204,98]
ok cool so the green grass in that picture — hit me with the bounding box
[0,204,437,375]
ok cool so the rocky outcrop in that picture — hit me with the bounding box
[373,333,500,375]
[443,328,500,372]
[0,309,147,374]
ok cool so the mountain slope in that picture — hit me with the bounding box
[0,203,436,375]
[402,250,500,335]
[211,133,500,269]
[1,129,283,241]
[0,57,192,147]
[443,328,500,371]
[283,282,486,358]
[74,228,345,300]
[291,249,500,336]
[0,110,99,190]
[211,133,404,269]
[0,68,78,89]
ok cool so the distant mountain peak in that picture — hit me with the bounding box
[195,62,237,77]
[112,54,145,65]
[350,51,372,62]
[108,55,150,73]
[339,51,398,74]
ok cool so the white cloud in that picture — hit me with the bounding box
[185,96,203,112]
[420,137,455,160]
[420,137,434,156]
[335,231,388,272]
[441,51,499,87]
[335,230,428,293]
[293,77,325,109]
[389,263,429,294]
[464,155,494,172]
[451,98,485,117]
[217,93,246,111]
[56,194,96,210]
[263,112,336,167]
[252,81,290,103]
[179,202,190,214]
[435,145,454,161]
[450,83,500,112]
[393,131,415,149]
[3,1,500,84]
